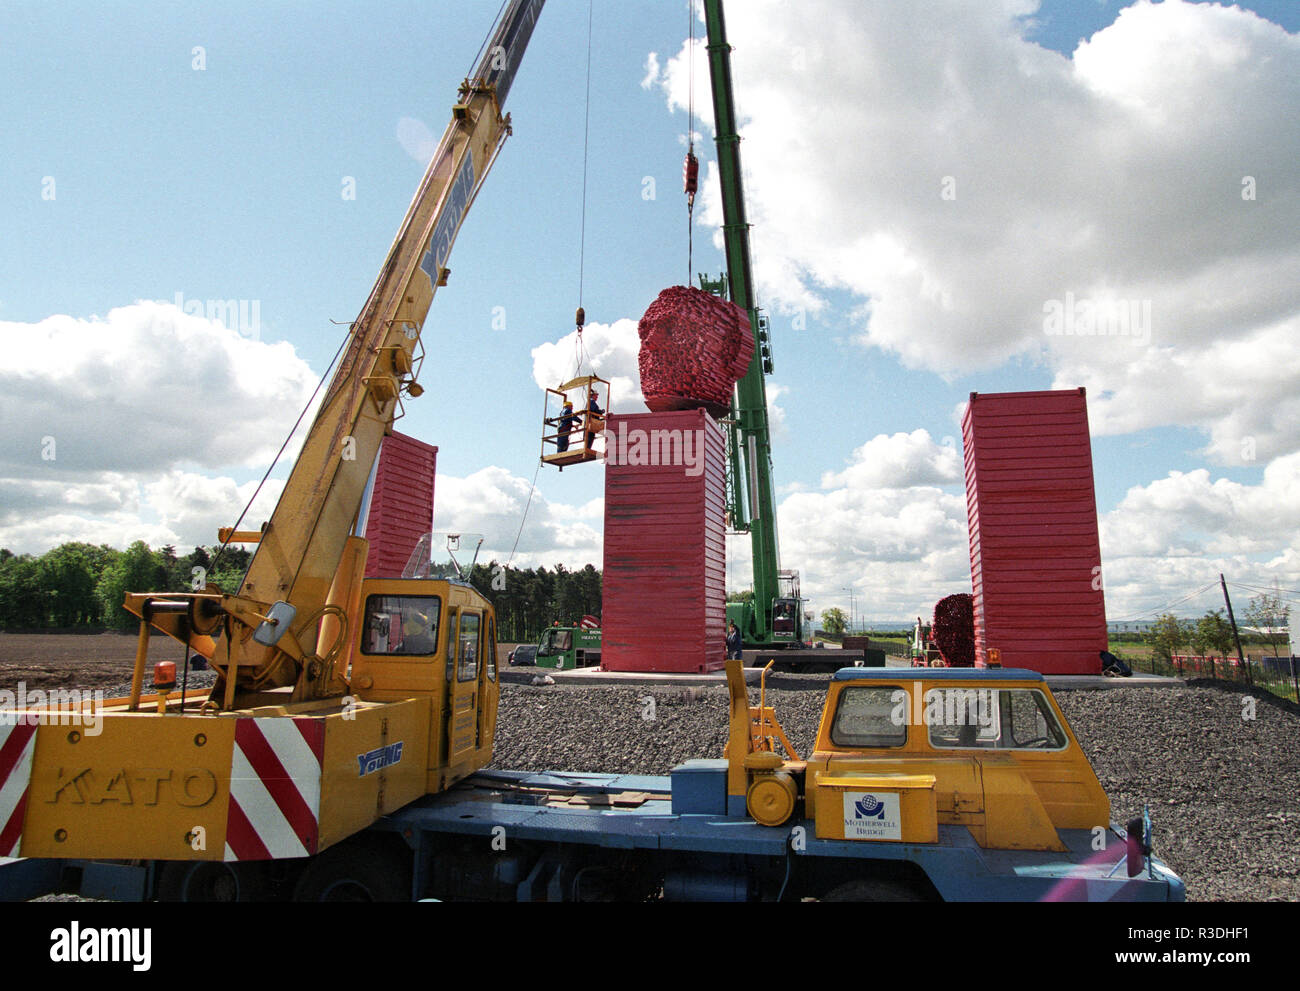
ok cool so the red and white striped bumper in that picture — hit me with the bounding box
[225,718,325,862]
[0,724,37,858]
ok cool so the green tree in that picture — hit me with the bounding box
[577,564,602,622]
[1147,613,1192,664]
[820,607,847,636]
[0,554,44,628]
[96,541,166,631]
[553,563,583,626]
[1191,609,1234,658]
[36,544,99,626]
[206,545,253,594]
[1244,591,1290,658]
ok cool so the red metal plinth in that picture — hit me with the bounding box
[601,410,726,673]
[364,432,438,579]
[962,389,1106,675]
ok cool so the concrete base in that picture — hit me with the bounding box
[1044,673,1184,690]
[503,664,761,688]
[503,662,1184,691]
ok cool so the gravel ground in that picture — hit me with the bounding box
[1057,680,1300,903]
[492,676,1300,902]
[28,669,1298,901]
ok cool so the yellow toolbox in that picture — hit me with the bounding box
[814,772,939,843]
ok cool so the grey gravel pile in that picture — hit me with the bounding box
[491,683,836,774]
[493,679,1300,902]
[1056,682,1300,903]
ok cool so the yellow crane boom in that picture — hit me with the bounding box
[126,0,546,710]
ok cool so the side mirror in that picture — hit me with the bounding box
[1125,816,1150,878]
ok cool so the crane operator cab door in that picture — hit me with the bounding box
[772,598,800,642]
[351,578,496,795]
[443,587,497,787]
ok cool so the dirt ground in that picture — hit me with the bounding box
[0,633,523,692]
[0,632,145,691]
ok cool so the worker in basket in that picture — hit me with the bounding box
[584,388,604,450]
[555,398,581,453]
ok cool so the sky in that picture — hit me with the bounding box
[1,0,1297,626]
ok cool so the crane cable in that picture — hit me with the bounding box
[577,0,594,316]
[506,459,543,570]
[210,325,352,577]
[1109,581,1220,624]
[572,0,595,383]
[684,0,699,285]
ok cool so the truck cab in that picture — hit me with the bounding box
[799,668,1108,850]
[535,626,601,671]
[723,662,1183,899]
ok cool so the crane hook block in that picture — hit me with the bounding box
[575,306,585,332]
[683,153,700,199]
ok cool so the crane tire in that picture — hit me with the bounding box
[820,878,927,902]
[156,861,270,903]
[293,842,411,902]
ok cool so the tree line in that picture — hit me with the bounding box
[1145,593,1292,663]
[0,542,254,631]
[465,562,602,644]
[0,541,602,644]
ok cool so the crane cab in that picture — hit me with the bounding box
[541,375,609,469]
[349,576,500,794]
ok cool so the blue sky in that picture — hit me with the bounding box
[2,1,1298,625]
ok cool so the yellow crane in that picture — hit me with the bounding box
[6,1,545,879]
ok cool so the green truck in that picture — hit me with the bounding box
[536,625,602,671]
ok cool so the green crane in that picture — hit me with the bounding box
[700,0,806,649]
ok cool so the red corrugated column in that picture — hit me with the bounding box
[364,432,438,579]
[962,388,1106,675]
[601,409,727,673]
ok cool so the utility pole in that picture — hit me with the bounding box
[1220,573,1251,686]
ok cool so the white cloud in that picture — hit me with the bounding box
[640,52,661,91]
[821,429,962,491]
[396,117,438,164]
[0,302,318,475]
[530,318,649,414]
[648,0,1300,463]
[0,302,318,555]
[432,466,603,570]
[773,482,972,622]
[1102,452,1300,562]
[0,471,286,556]
[745,435,1300,625]
[765,382,789,438]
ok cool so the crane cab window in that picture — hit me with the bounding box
[540,628,571,655]
[830,686,907,748]
[458,612,480,681]
[445,612,457,681]
[925,688,1068,751]
[772,600,797,634]
[362,595,440,656]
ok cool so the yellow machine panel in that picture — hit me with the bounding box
[317,699,430,851]
[17,697,433,862]
[21,712,237,861]
[813,772,939,844]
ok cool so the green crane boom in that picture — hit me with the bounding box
[702,0,801,647]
